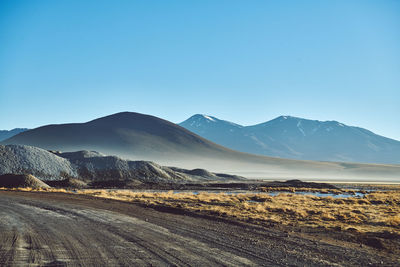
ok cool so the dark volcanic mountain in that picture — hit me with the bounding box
[2,112,230,161]
[0,128,28,142]
[180,115,400,164]
[3,112,400,181]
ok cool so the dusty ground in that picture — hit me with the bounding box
[0,191,399,266]
[41,186,400,234]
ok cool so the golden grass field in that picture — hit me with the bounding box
[4,186,399,235]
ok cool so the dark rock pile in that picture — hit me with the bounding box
[0,174,50,188]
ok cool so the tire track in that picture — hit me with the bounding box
[0,195,256,266]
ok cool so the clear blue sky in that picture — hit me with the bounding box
[1,0,399,140]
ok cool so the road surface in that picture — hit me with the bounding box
[0,191,397,266]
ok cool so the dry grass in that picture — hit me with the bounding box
[259,186,366,194]
[2,186,400,234]
[333,183,400,191]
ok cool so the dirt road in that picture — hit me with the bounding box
[0,191,397,266]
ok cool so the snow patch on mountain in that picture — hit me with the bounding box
[297,121,306,136]
[203,115,216,122]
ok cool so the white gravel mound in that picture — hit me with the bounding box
[0,145,77,180]
[58,152,190,182]
[0,145,237,183]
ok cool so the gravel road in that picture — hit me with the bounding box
[0,191,397,266]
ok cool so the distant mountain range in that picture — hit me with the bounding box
[180,115,400,164]
[0,128,28,142]
[2,112,400,181]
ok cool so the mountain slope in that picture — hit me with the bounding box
[3,112,400,181]
[0,128,28,142]
[180,115,400,164]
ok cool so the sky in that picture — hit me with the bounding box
[1,0,399,140]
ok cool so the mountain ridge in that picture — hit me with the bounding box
[180,114,400,164]
[0,128,29,142]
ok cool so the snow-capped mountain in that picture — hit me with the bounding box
[180,115,400,164]
[179,114,243,141]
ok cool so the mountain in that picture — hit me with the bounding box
[180,114,243,139]
[2,112,400,181]
[0,128,28,142]
[2,112,230,161]
[180,115,400,164]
